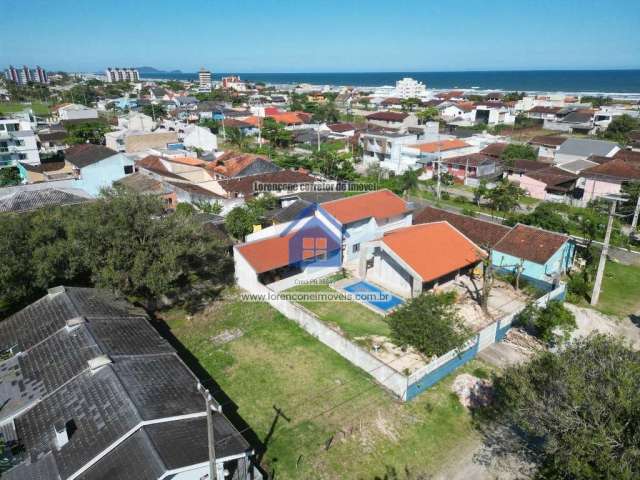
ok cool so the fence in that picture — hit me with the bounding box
[239,275,566,401]
[404,282,566,400]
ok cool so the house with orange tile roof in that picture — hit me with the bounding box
[357,222,485,297]
[234,189,414,289]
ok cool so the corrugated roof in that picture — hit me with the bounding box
[382,222,483,282]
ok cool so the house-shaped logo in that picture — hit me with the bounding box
[281,202,343,270]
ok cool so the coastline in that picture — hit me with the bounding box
[137,69,640,98]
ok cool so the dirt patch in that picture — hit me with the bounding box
[452,374,493,408]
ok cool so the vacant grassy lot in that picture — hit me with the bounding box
[159,293,486,479]
[287,281,391,339]
[597,260,640,318]
[0,101,51,116]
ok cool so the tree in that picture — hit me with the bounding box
[473,179,489,206]
[194,200,223,215]
[226,126,249,151]
[500,144,537,164]
[486,334,640,480]
[0,167,22,186]
[65,121,110,145]
[360,97,371,111]
[400,97,421,112]
[224,204,264,240]
[416,107,439,124]
[141,103,167,121]
[487,180,525,213]
[261,117,292,148]
[388,292,472,357]
[602,114,639,145]
[312,100,340,124]
[0,188,231,314]
[515,300,576,345]
[399,168,419,195]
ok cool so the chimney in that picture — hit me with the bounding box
[87,355,112,372]
[54,421,69,450]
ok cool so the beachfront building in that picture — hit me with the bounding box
[198,67,212,92]
[105,67,140,82]
[392,77,428,99]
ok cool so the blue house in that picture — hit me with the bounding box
[64,144,135,196]
[492,224,574,290]
[414,207,574,291]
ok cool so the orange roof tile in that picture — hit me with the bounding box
[168,156,205,167]
[410,139,470,153]
[205,152,269,177]
[269,112,306,125]
[236,225,340,273]
[382,222,484,282]
[242,116,263,127]
[320,189,407,224]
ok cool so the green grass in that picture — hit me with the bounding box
[160,293,486,479]
[596,260,640,318]
[0,101,51,116]
[287,281,391,339]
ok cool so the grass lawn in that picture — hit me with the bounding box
[287,281,391,339]
[159,293,486,479]
[596,260,640,318]
[0,101,51,116]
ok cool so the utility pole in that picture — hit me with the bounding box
[197,383,222,480]
[591,199,617,306]
[435,132,441,200]
[631,194,640,233]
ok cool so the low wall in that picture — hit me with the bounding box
[238,276,566,401]
[405,283,566,400]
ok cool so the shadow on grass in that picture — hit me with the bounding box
[146,305,267,474]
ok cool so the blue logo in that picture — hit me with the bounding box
[280,202,343,269]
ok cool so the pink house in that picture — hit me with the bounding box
[581,157,640,204]
[519,166,577,201]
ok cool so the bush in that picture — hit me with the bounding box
[461,206,476,217]
[388,292,471,357]
[515,300,576,345]
[440,191,450,200]
[567,273,591,303]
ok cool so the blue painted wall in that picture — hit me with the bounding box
[492,240,574,288]
[406,342,480,400]
[75,153,134,196]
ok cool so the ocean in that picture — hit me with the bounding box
[139,70,640,94]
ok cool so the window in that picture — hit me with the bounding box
[303,236,327,262]
[352,243,360,254]
[123,165,133,174]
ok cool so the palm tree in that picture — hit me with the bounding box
[417,107,439,124]
[226,127,249,151]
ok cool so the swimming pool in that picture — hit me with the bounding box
[343,280,404,313]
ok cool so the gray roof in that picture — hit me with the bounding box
[1,287,253,479]
[556,158,598,174]
[556,138,619,157]
[0,188,92,213]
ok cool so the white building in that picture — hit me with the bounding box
[183,125,218,152]
[0,116,40,167]
[393,77,427,99]
[56,104,99,121]
[117,112,154,132]
[105,67,140,82]
[198,67,212,92]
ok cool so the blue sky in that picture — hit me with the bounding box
[2,0,639,72]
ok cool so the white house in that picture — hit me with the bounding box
[554,138,619,165]
[117,112,154,132]
[56,104,99,121]
[183,125,218,152]
[0,116,40,166]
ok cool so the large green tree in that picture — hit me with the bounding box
[485,334,640,480]
[488,179,525,213]
[388,292,471,357]
[65,121,110,145]
[0,167,22,186]
[0,188,231,314]
[603,114,639,145]
[501,144,537,164]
